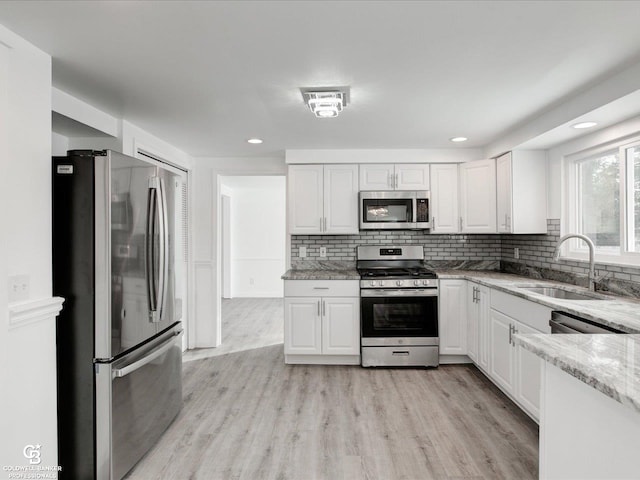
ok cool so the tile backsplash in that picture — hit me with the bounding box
[291,219,640,298]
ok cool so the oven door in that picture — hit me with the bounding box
[360,289,438,343]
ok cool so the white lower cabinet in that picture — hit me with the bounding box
[439,280,468,357]
[467,282,489,371]
[284,280,360,364]
[454,280,553,423]
[488,309,516,395]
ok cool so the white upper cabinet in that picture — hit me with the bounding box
[360,164,429,191]
[430,164,459,233]
[288,164,358,235]
[395,164,430,190]
[496,151,547,234]
[324,164,359,234]
[359,164,395,190]
[459,159,497,233]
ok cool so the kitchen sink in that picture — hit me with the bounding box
[518,286,603,300]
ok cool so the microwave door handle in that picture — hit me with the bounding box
[411,197,417,223]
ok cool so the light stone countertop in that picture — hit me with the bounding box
[281,269,361,280]
[435,270,640,334]
[514,333,640,413]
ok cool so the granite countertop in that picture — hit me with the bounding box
[435,269,640,334]
[514,333,640,413]
[282,268,361,280]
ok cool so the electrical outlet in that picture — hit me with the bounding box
[249,278,255,285]
[319,246,327,258]
[9,274,30,302]
[514,247,520,259]
[299,246,307,258]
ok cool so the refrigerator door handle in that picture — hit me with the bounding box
[112,330,183,379]
[146,177,161,321]
[157,177,169,320]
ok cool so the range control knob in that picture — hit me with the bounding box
[423,279,432,286]
[414,280,421,286]
[370,280,377,287]
[396,280,403,286]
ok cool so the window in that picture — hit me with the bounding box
[565,137,640,265]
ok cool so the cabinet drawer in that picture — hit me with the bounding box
[490,289,552,332]
[284,280,359,297]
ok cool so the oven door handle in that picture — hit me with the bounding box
[361,289,438,297]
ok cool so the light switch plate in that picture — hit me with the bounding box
[9,274,30,302]
[514,247,520,259]
[299,246,307,258]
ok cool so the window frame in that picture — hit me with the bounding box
[563,134,640,266]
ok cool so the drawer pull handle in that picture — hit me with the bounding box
[313,287,330,290]
[392,351,410,356]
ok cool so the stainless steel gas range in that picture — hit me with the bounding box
[357,245,439,367]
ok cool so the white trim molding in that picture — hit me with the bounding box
[8,296,64,330]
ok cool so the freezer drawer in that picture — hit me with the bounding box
[95,328,183,480]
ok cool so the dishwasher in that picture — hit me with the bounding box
[549,311,626,334]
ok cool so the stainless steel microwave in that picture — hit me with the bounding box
[359,191,431,230]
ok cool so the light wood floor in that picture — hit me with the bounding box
[127,298,538,480]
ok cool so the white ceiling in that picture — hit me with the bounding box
[1,1,640,158]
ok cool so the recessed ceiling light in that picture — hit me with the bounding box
[450,137,468,142]
[247,138,263,144]
[572,122,598,129]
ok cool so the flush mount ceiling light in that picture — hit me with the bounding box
[450,136,468,142]
[247,138,263,144]
[572,121,598,129]
[301,87,350,118]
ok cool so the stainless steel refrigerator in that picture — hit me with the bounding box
[53,149,186,480]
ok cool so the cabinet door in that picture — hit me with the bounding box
[324,164,359,234]
[284,297,322,354]
[496,152,513,233]
[467,283,479,362]
[489,309,514,395]
[514,320,541,420]
[288,165,324,234]
[476,285,490,371]
[430,164,459,233]
[439,280,467,355]
[459,159,497,233]
[322,297,360,355]
[359,164,394,190]
[395,164,430,190]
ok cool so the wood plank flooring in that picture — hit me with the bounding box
[126,298,538,480]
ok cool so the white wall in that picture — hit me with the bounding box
[51,132,69,156]
[0,24,60,475]
[192,157,287,348]
[223,177,286,298]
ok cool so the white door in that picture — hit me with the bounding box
[288,164,324,234]
[359,164,395,190]
[459,159,497,233]
[496,152,513,233]
[488,309,514,395]
[438,280,467,355]
[322,297,360,355]
[324,164,359,234]
[514,320,541,420]
[284,297,322,354]
[430,164,459,233]
[395,164,430,190]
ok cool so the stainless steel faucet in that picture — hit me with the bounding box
[553,234,596,291]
